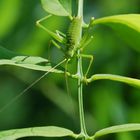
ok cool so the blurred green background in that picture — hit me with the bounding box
[0,0,140,140]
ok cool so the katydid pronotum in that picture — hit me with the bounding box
[0,14,94,113]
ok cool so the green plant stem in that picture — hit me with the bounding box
[77,56,87,135]
[77,0,88,138]
[78,0,83,17]
[87,74,140,88]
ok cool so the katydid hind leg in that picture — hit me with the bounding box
[48,40,52,60]
[64,61,77,121]
[36,15,65,43]
[0,59,66,113]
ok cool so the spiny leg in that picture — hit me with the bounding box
[56,30,66,38]
[64,59,77,120]
[79,35,93,51]
[77,18,94,79]
[78,54,93,78]
[36,15,65,43]
[79,17,95,51]
[51,40,64,52]
[48,39,65,61]
[65,60,70,97]
[48,40,52,60]
[82,17,95,28]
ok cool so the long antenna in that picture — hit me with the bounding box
[0,59,66,113]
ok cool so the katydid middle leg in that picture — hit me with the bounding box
[79,17,94,51]
[79,54,93,78]
[79,35,93,51]
[48,39,65,61]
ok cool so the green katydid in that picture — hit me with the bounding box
[36,14,94,78]
[0,12,94,113]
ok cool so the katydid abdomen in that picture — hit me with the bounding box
[65,16,82,59]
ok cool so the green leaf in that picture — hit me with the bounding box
[93,123,140,139]
[41,0,72,17]
[93,14,140,52]
[87,74,140,88]
[0,46,62,73]
[0,126,78,140]
[59,0,72,15]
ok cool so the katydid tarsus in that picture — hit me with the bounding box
[0,14,94,113]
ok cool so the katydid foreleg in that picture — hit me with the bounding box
[56,30,66,38]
